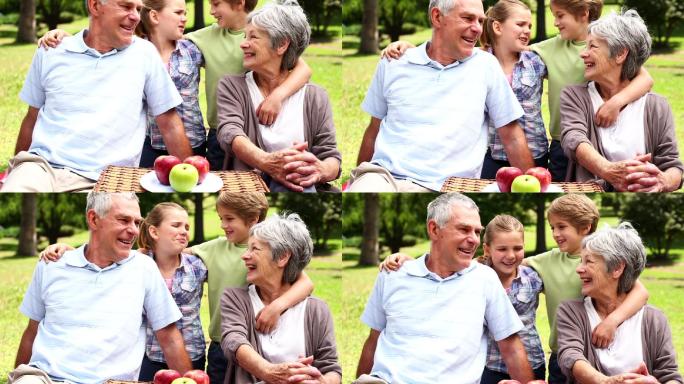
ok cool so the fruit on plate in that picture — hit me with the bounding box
[154,155,182,185]
[169,163,199,192]
[525,167,552,192]
[183,156,210,183]
[153,369,181,384]
[495,166,523,193]
[171,378,197,384]
[183,370,209,384]
[511,174,541,192]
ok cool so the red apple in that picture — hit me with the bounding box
[154,155,182,185]
[183,370,209,384]
[153,369,181,384]
[183,156,210,183]
[525,167,552,192]
[496,381,521,384]
[527,381,548,384]
[171,378,196,384]
[495,166,523,193]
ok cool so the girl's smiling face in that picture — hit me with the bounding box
[484,230,525,278]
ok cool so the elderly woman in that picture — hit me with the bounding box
[560,10,683,192]
[220,214,341,384]
[215,0,341,192]
[557,223,682,383]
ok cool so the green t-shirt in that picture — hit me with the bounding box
[525,248,582,352]
[530,36,586,140]
[191,237,247,342]
[186,24,245,130]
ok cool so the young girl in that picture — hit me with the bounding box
[478,0,548,178]
[136,203,208,380]
[477,215,545,383]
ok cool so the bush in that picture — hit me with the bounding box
[343,23,361,37]
[0,11,18,25]
[620,194,684,261]
[0,226,20,238]
[623,0,684,47]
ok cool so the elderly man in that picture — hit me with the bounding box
[347,0,534,192]
[354,194,534,383]
[1,0,192,192]
[8,193,192,384]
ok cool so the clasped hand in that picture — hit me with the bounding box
[264,142,322,192]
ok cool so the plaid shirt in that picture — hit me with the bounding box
[145,252,208,362]
[147,39,205,150]
[486,265,545,372]
[488,50,548,160]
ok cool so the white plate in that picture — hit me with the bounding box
[481,182,563,193]
[139,171,223,192]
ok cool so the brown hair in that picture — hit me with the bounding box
[135,0,168,38]
[137,202,186,250]
[478,214,524,266]
[215,192,269,223]
[223,0,257,13]
[480,0,530,50]
[550,0,603,23]
[547,194,600,234]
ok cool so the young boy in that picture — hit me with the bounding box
[185,0,312,170]
[523,194,649,384]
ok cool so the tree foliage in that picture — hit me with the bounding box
[623,0,684,47]
[272,194,341,250]
[300,0,341,37]
[37,194,88,245]
[620,194,684,261]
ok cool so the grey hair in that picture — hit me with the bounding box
[428,0,458,21]
[247,0,311,71]
[250,213,313,284]
[587,9,651,81]
[86,192,138,218]
[581,222,646,294]
[427,193,479,228]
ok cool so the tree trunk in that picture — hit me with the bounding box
[359,193,380,266]
[534,0,547,43]
[359,0,379,54]
[193,0,205,31]
[193,193,204,245]
[17,194,38,257]
[17,0,37,44]
[534,197,546,254]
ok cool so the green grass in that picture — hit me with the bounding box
[339,4,684,184]
[0,205,342,384]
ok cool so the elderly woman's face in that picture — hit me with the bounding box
[241,236,280,285]
[576,247,618,297]
[580,34,618,82]
[240,23,280,72]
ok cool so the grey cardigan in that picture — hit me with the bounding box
[557,300,682,383]
[220,287,342,384]
[215,74,342,178]
[560,83,683,189]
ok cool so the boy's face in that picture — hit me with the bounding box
[217,205,256,245]
[210,0,244,30]
[548,213,590,255]
[550,2,588,41]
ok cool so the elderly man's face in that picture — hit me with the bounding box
[434,0,485,61]
[92,0,143,49]
[240,23,280,72]
[432,205,482,272]
[576,248,617,297]
[580,34,618,82]
[91,196,142,263]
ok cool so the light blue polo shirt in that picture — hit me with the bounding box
[361,255,523,384]
[19,30,182,180]
[362,42,524,190]
[20,246,181,384]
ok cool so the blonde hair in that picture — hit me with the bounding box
[216,192,269,224]
[550,0,603,22]
[137,202,186,250]
[478,214,524,266]
[480,0,531,50]
[547,194,599,234]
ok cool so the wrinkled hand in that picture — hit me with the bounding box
[603,158,647,191]
[287,356,325,384]
[380,41,413,60]
[39,243,74,263]
[591,317,617,349]
[262,143,309,192]
[38,29,69,49]
[379,253,412,272]
[594,98,621,127]
[255,301,283,334]
[283,149,323,188]
[257,91,284,126]
[625,161,667,192]
[266,357,316,384]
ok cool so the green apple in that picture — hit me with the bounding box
[511,175,541,192]
[169,163,199,192]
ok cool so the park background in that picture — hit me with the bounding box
[0,193,342,384]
